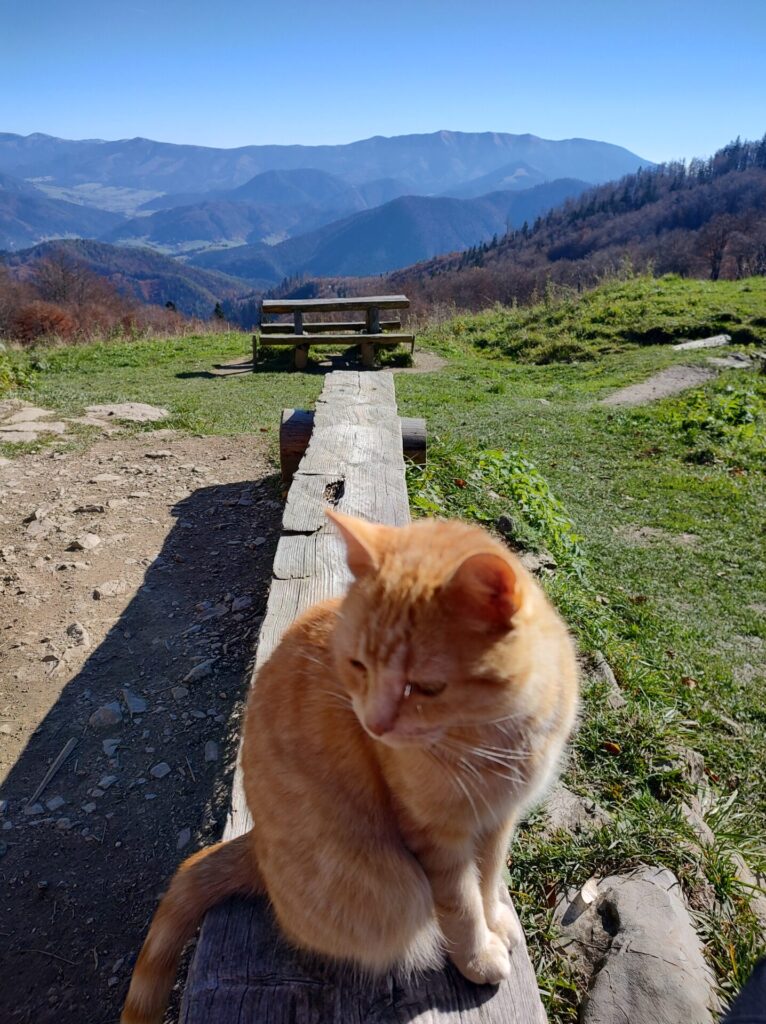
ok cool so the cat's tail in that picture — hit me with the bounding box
[121,831,262,1024]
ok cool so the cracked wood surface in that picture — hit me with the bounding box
[182,371,547,1023]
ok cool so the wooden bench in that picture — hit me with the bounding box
[255,295,415,370]
[181,371,547,1024]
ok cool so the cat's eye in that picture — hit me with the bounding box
[407,680,446,697]
[349,659,367,673]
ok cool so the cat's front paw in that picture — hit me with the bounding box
[487,900,522,950]
[453,932,511,986]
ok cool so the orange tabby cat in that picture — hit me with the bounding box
[122,512,579,1024]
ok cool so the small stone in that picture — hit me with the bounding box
[0,799,8,815]
[128,491,151,499]
[145,450,173,459]
[107,976,118,987]
[253,536,266,546]
[56,818,73,831]
[171,686,189,701]
[150,762,171,780]
[91,788,105,798]
[93,580,128,600]
[102,738,120,756]
[97,775,117,790]
[0,840,7,857]
[0,723,13,736]
[231,595,253,612]
[519,549,557,574]
[73,503,106,514]
[89,703,123,729]
[543,785,612,836]
[65,621,91,648]
[24,803,44,816]
[82,803,97,814]
[121,689,147,715]
[183,659,216,683]
[89,473,122,483]
[177,827,192,850]
[45,796,66,812]
[86,402,169,423]
[204,741,219,763]
[68,533,101,552]
[495,514,516,538]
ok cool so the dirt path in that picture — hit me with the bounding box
[0,432,281,1023]
[600,365,716,406]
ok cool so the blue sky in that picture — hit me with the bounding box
[1,0,764,163]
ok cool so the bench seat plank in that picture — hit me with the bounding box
[261,320,401,333]
[260,332,413,346]
[262,295,409,313]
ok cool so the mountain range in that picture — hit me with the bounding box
[0,128,654,303]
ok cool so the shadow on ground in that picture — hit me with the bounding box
[0,478,281,1024]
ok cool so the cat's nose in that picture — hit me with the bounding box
[366,714,395,737]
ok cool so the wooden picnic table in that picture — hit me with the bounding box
[257,295,414,369]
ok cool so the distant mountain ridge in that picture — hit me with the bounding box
[190,178,590,282]
[0,172,123,249]
[0,129,652,198]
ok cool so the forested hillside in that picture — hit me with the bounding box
[377,137,766,310]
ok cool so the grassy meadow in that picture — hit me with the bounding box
[2,274,765,1017]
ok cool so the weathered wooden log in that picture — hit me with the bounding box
[280,407,427,486]
[182,372,545,1024]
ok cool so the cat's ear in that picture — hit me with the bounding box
[444,552,519,630]
[326,510,386,578]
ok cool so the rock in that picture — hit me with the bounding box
[4,405,55,424]
[102,738,120,756]
[495,514,517,538]
[542,785,612,836]
[65,621,91,648]
[589,650,627,710]
[93,580,128,599]
[97,775,117,790]
[0,723,14,735]
[24,803,44,816]
[82,802,97,814]
[518,550,557,574]
[731,854,766,938]
[85,403,169,423]
[680,797,715,847]
[231,595,253,612]
[150,762,171,780]
[89,473,122,483]
[673,334,731,351]
[171,686,189,702]
[0,430,38,442]
[26,518,55,539]
[671,745,706,787]
[55,818,73,831]
[204,740,219,763]
[0,799,8,815]
[121,689,147,715]
[176,827,192,850]
[253,536,267,546]
[68,533,101,552]
[554,865,718,1024]
[144,450,173,459]
[45,796,66,812]
[56,561,89,571]
[73,503,106,514]
[88,702,123,729]
[184,659,216,683]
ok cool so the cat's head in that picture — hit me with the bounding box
[327,510,537,749]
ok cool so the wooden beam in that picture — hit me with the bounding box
[261,320,401,334]
[182,372,545,1024]
[262,295,409,314]
[258,332,414,347]
[279,408,427,486]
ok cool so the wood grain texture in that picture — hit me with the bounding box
[182,370,546,1023]
[261,320,401,334]
[262,295,409,313]
[258,333,413,346]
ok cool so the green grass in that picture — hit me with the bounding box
[435,273,766,363]
[2,276,765,1015]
